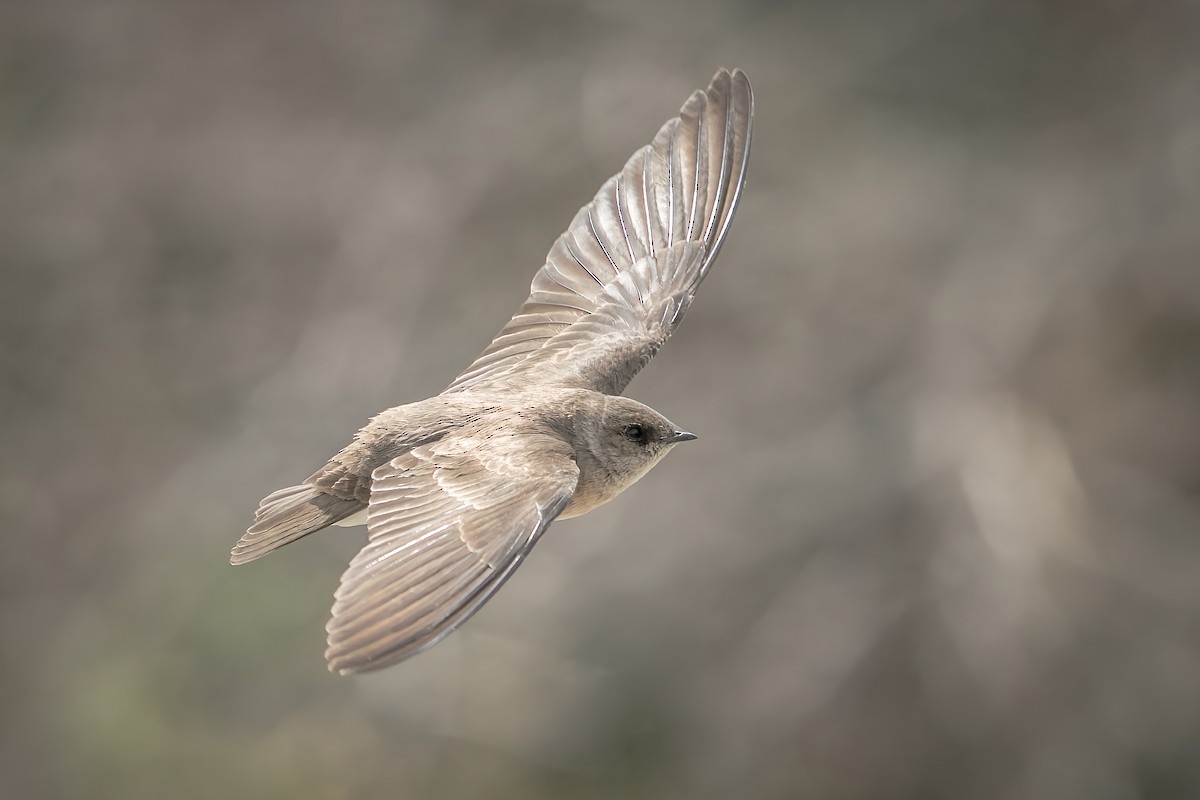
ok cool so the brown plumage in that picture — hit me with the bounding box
[232,68,754,674]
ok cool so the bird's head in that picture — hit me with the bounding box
[575,395,696,486]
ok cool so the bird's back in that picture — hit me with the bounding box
[231,395,498,564]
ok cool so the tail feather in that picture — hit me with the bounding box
[231,485,364,565]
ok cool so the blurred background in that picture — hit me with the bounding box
[4,0,1200,797]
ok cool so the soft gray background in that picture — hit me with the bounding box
[4,1,1200,798]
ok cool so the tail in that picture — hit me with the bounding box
[230,484,364,565]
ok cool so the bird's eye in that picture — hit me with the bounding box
[623,424,646,443]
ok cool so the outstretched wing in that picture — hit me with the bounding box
[446,68,753,395]
[324,431,579,674]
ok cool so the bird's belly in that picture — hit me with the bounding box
[558,492,608,520]
[333,507,369,527]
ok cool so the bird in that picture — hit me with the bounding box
[231,68,754,674]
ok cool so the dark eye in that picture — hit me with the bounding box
[623,423,646,443]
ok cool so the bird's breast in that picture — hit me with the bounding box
[558,451,664,519]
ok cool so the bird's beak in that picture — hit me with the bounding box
[667,430,698,443]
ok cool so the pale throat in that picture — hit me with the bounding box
[558,446,670,520]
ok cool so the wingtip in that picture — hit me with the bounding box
[324,645,385,676]
[324,643,350,675]
[711,66,750,82]
[710,66,734,91]
[229,543,259,566]
[707,67,753,112]
[686,67,753,276]
[729,67,754,114]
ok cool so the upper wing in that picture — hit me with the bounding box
[446,68,753,395]
[324,431,579,674]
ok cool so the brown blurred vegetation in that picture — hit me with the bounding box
[3,1,1200,798]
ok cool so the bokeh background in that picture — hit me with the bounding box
[4,1,1200,797]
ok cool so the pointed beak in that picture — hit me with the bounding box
[667,430,698,443]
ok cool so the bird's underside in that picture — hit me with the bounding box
[232,68,754,674]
